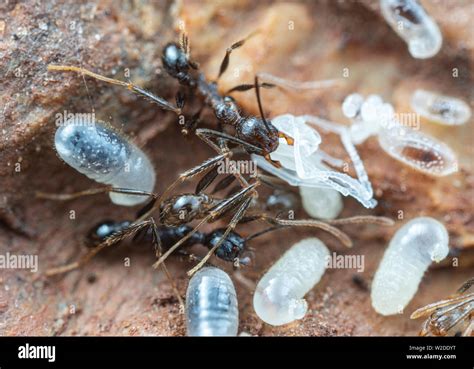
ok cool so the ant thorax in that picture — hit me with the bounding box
[159,193,214,226]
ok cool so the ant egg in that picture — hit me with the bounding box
[54,118,156,206]
[371,217,449,316]
[253,238,329,326]
[299,186,343,220]
[380,0,442,59]
[186,267,239,336]
[411,89,471,126]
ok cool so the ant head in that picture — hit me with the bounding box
[162,43,193,76]
[206,228,246,263]
[236,116,280,155]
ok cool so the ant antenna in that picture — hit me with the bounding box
[245,225,285,243]
[254,75,272,133]
[79,60,96,116]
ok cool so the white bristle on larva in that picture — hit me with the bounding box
[299,186,343,220]
[54,118,156,206]
[371,217,449,316]
[185,267,239,336]
[253,238,329,326]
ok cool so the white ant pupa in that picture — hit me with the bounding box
[253,237,329,326]
[186,267,239,336]
[411,89,472,126]
[341,93,458,176]
[371,217,449,316]
[54,117,156,206]
[252,114,377,209]
[380,0,442,59]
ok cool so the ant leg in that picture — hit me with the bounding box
[152,182,259,270]
[457,278,474,294]
[135,151,233,223]
[148,219,184,308]
[45,219,155,277]
[216,30,260,82]
[328,215,395,226]
[245,212,353,247]
[256,72,343,92]
[302,115,373,198]
[36,186,157,201]
[48,65,181,114]
[187,196,255,276]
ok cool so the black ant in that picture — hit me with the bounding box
[41,163,394,278]
[48,31,293,170]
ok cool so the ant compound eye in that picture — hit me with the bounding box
[380,0,442,59]
[411,89,471,126]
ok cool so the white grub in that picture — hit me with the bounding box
[299,186,343,220]
[380,0,442,59]
[343,93,458,177]
[253,238,329,326]
[371,217,449,316]
[411,89,471,126]
[54,118,156,206]
[186,267,238,336]
[252,113,376,209]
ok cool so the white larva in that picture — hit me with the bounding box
[185,267,239,336]
[411,89,471,126]
[253,238,329,326]
[299,186,343,220]
[371,217,449,316]
[380,0,442,59]
[54,117,156,206]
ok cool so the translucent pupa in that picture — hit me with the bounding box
[54,117,156,206]
[185,267,239,336]
[380,0,442,59]
[411,89,472,126]
[371,217,449,316]
[252,113,376,208]
[253,238,329,326]
[342,93,458,176]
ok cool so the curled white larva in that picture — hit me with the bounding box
[411,89,472,126]
[377,126,458,176]
[54,118,156,206]
[371,217,449,316]
[186,267,239,336]
[380,0,442,59]
[253,238,329,326]
[299,186,343,220]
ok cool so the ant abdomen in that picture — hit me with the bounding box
[54,118,156,206]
